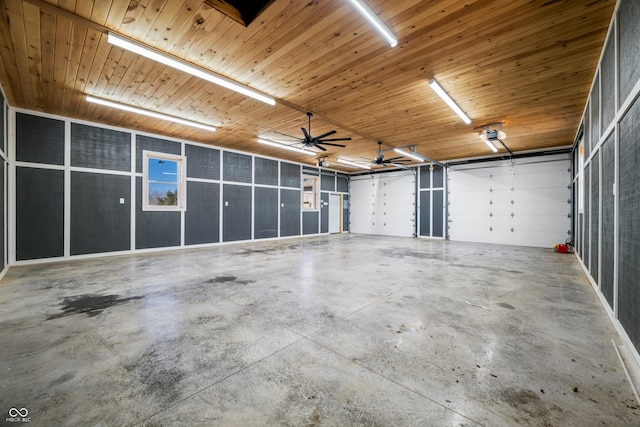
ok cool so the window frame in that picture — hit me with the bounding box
[142,150,187,211]
[302,175,319,211]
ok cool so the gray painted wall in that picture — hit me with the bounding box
[9,111,349,263]
[573,0,640,357]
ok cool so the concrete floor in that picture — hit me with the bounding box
[0,234,638,426]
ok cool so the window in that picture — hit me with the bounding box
[303,176,318,210]
[143,150,186,211]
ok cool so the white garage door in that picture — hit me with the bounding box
[349,170,415,237]
[448,154,572,247]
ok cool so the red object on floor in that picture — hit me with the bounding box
[556,244,568,253]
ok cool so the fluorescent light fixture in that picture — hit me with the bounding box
[479,131,498,152]
[428,78,471,125]
[347,0,397,47]
[108,32,276,106]
[394,148,424,162]
[86,95,217,132]
[337,158,371,169]
[478,126,507,153]
[258,138,315,155]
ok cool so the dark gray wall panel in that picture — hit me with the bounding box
[2,98,5,154]
[135,177,181,249]
[619,96,640,350]
[433,190,444,238]
[223,151,252,183]
[222,184,252,241]
[578,214,583,258]
[583,164,590,270]
[0,161,4,271]
[573,182,578,246]
[342,195,349,232]
[584,105,591,158]
[303,166,319,176]
[254,157,278,186]
[619,0,640,105]
[16,113,65,165]
[321,192,329,233]
[0,92,4,154]
[590,73,600,150]
[321,173,335,191]
[254,187,278,239]
[1,97,4,269]
[601,134,615,308]
[186,144,220,180]
[433,166,444,188]
[419,191,431,236]
[280,188,300,236]
[420,166,431,189]
[186,181,220,245]
[303,211,319,235]
[280,162,300,188]
[71,123,131,171]
[16,167,64,260]
[590,154,599,282]
[136,135,181,173]
[601,27,616,131]
[71,172,131,255]
[337,174,349,192]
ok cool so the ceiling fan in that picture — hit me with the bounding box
[372,141,411,167]
[274,112,351,151]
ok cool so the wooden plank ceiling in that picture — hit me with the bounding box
[0,0,615,170]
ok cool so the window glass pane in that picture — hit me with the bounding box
[148,157,179,206]
[303,176,317,210]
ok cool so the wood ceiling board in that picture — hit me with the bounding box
[0,0,616,171]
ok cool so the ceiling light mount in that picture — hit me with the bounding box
[108,32,276,106]
[347,0,398,47]
[86,95,217,132]
[428,78,471,125]
[257,138,316,155]
[385,144,445,167]
[337,157,371,170]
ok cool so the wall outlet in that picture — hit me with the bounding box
[119,198,125,204]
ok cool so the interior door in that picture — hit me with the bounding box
[329,193,341,233]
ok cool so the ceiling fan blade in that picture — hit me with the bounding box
[314,130,337,140]
[317,142,346,147]
[301,127,311,141]
[314,144,328,151]
[385,156,410,162]
[318,137,351,142]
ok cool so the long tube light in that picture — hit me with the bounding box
[479,132,499,153]
[337,158,371,169]
[483,138,499,153]
[258,138,315,155]
[86,95,217,132]
[108,32,276,106]
[394,148,424,162]
[428,78,471,125]
[347,0,397,47]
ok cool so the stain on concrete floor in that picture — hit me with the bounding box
[47,294,144,319]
